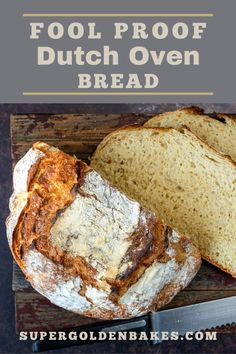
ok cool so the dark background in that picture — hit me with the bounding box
[1,103,236,354]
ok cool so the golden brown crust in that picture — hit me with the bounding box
[7,142,201,320]
[178,106,204,115]
[108,224,185,303]
[12,144,79,269]
[14,144,188,297]
[82,240,201,320]
[179,106,236,128]
[137,237,201,314]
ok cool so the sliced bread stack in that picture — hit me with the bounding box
[91,107,236,277]
[145,106,236,161]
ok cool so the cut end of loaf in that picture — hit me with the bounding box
[91,126,236,277]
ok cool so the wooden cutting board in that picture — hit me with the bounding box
[10,113,236,334]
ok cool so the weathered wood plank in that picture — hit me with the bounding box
[10,113,152,164]
[15,290,236,333]
[11,113,149,141]
[15,291,99,333]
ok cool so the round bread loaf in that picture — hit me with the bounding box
[6,142,201,320]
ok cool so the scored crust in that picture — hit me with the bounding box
[6,142,201,320]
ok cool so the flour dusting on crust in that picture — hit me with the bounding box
[6,147,45,246]
[50,170,141,281]
[6,143,201,320]
[25,249,92,312]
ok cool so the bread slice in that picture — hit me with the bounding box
[144,106,236,161]
[91,127,236,277]
[6,142,200,320]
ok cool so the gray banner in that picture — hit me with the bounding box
[0,0,235,103]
